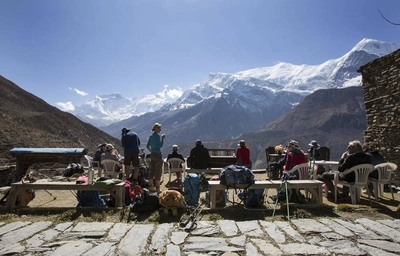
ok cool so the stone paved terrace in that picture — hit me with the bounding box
[1,218,400,255]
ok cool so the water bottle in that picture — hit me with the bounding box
[88,168,94,184]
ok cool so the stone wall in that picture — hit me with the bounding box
[359,48,400,169]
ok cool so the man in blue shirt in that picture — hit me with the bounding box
[121,127,141,182]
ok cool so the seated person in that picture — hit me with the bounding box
[307,140,321,160]
[167,144,185,178]
[284,140,307,172]
[189,139,210,169]
[236,140,252,169]
[363,143,386,179]
[93,143,107,164]
[322,140,372,199]
[101,144,123,172]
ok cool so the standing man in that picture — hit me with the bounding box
[236,140,252,169]
[121,127,141,183]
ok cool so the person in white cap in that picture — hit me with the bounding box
[167,145,185,179]
[100,144,123,172]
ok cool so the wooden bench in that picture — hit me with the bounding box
[208,180,324,209]
[5,181,125,210]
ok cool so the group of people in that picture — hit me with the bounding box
[271,138,387,202]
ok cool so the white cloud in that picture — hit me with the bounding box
[157,85,183,99]
[68,87,89,96]
[56,101,75,111]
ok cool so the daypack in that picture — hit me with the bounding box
[159,189,185,208]
[76,175,105,207]
[63,163,84,177]
[269,188,306,204]
[184,173,201,206]
[137,166,149,187]
[237,188,265,207]
[208,175,227,207]
[219,165,255,187]
[130,190,160,213]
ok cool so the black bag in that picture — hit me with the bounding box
[63,163,84,177]
[269,188,306,204]
[137,166,149,187]
[268,162,283,180]
[237,188,265,207]
[130,192,160,213]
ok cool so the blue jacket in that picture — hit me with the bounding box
[121,131,140,153]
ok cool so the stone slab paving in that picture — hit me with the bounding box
[2,218,400,255]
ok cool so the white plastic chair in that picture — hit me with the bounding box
[283,163,312,180]
[283,163,311,200]
[84,155,102,177]
[101,159,122,179]
[166,158,186,183]
[369,162,398,201]
[334,163,374,205]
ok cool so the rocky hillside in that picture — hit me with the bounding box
[0,76,123,165]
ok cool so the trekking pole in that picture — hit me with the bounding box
[44,190,57,200]
[285,180,290,221]
[271,180,284,221]
[179,198,207,231]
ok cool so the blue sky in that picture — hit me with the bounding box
[1,0,400,111]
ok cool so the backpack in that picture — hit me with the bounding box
[269,188,306,204]
[159,189,185,208]
[137,166,149,187]
[76,175,105,207]
[184,173,201,206]
[123,180,133,205]
[219,165,255,187]
[63,163,84,177]
[130,190,160,213]
[208,175,227,207]
[237,188,265,207]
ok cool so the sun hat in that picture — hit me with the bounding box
[196,139,202,145]
[308,140,320,149]
[106,144,114,151]
[288,140,300,150]
[239,140,245,146]
[172,144,178,149]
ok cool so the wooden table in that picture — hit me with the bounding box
[6,181,125,210]
[9,148,87,182]
[208,179,323,209]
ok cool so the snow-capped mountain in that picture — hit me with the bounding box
[72,38,399,137]
[72,92,177,126]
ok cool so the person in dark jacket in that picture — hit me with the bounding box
[322,140,372,199]
[93,143,106,163]
[167,144,185,179]
[121,127,141,181]
[189,140,210,169]
[363,143,386,179]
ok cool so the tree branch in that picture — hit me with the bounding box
[378,9,400,26]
